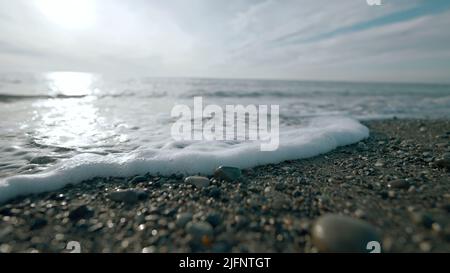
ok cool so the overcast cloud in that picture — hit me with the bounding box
[0,0,449,83]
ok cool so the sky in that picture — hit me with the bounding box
[0,0,450,83]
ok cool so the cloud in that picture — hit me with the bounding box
[0,0,449,83]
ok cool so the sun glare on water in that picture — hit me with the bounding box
[46,72,96,96]
[35,0,96,29]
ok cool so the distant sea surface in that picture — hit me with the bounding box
[0,72,449,202]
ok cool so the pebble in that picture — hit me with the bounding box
[184,176,210,188]
[374,160,385,167]
[387,179,410,189]
[2,120,450,253]
[129,176,147,184]
[205,212,222,227]
[434,159,450,169]
[109,190,145,204]
[214,166,242,182]
[312,214,381,252]
[388,190,396,198]
[186,221,214,241]
[176,212,193,228]
[0,244,12,253]
[68,205,94,221]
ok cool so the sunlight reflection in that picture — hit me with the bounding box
[46,72,96,97]
[31,72,129,152]
[34,97,101,148]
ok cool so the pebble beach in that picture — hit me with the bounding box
[0,118,449,253]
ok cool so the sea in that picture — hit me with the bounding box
[0,71,449,202]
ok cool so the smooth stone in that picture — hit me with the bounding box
[176,212,193,228]
[387,179,410,189]
[129,176,147,184]
[205,212,222,227]
[435,159,450,169]
[374,160,385,167]
[185,176,210,188]
[312,214,381,253]
[214,166,242,182]
[68,205,94,221]
[186,221,214,240]
[109,190,143,204]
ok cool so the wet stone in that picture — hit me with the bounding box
[434,159,450,169]
[176,212,193,228]
[184,176,210,189]
[109,189,147,204]
[214,166,242,182]
[387,179,410,189]
[68,205,94,221]
[129,176,147,184]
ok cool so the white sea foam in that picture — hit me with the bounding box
[0,116,368,203]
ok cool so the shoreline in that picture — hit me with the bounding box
[0,118,449,253]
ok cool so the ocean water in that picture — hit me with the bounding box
[0,72,449,202]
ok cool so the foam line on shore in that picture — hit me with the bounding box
[0,116,369,203]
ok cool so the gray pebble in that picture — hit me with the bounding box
[68,205,94,221]
[186,221,214,240]
[374,160,385,167]
[176,212,193,228]
[206,212,222,227]
[184,176,210,188]
[129,176,147,184]
[109,190,143,204]
[214,166,242,182]
[312,214,381,252]
[435,159,450,169]
[387,179,410,189]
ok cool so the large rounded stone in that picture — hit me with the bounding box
[387,179,410,189]
[185,176,210,188]
[68,205,94,221]
[109,190,140,204]
[214,166,241,182]
[312,214,381,253]
[435,159,450,169]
